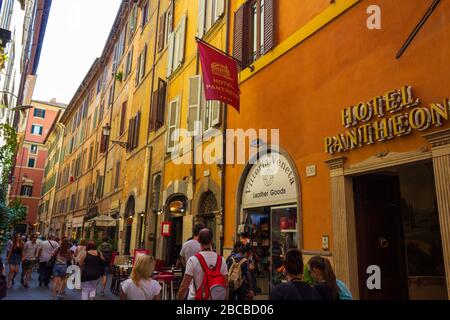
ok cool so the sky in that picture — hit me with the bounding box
[33,0,122,104]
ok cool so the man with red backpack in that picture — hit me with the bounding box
[177,228,228,300]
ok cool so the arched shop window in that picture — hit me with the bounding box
[198,191,218,215]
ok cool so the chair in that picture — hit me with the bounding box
[156,272,176,300]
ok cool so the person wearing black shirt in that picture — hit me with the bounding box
[270,249,321,300]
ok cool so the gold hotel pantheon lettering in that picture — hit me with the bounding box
[325,86,450,154]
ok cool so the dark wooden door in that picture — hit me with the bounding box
[353,173,409,300]
[166,217,183,267]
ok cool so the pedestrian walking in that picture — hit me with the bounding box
[177,228,228,300]
[37,236,59,287]
[79,241,104,300]
[22,234,39,288]
[179,223,204,268]
[227,241,254,301]
[5,236,13,260]
[270,249,321,300]
[51,239,72,300]
[119,254,161,300]
[74,239,87,265]
[307,256,341,300]
[98,237,113,296]
[7,234,24,288]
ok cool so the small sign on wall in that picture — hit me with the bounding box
[162,222,172,237]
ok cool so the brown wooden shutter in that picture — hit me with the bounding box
[263,0,275,54]
[134,112,141,148]
[150,90,158,132]
[233,4,247,68]
[120,101,127,135]
[158,12,166,52]
[127,118,134,151]
[156,79,166,130]
[169,0,175,32]
[100,134,106,153]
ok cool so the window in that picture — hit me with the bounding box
[135,44,147,85]
[233,0,274,68]
[117,26,127,60]
[158,1,174,52]
[88,143,94,168]
[150,79,166,132]
[166,97,180,153]
[97,79,101,94]
[127,112,141,151]
[120,101,127,135]
[20,185,33,197]
[197,0,225,38]
[33,108,46,118]
[31,125,43,135]
[114,161,121,190]
[188,75,221,133]
[99,101,105,122]
[28,158,36,168]
[141,2,149,28]
[125,47,133,78]
[167,15,187,77]
[108,85,114,105]
[30,145,37,154]
[129,4,138,38]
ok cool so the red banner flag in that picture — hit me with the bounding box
[198,41,240,112]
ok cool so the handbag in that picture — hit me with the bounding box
[46,241,58,269]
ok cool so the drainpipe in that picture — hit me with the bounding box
[146,0,161,256]
[220,0,231,256]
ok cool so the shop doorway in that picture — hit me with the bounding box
[353,162,446,300]
[124,196,135,255]
[243,205,298,296]
[166,216,183,267]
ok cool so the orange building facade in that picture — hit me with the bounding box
[224,0,450,300]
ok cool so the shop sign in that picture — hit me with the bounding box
[325,86,450,154]
[242,153,297,208]
[162,222,172,237]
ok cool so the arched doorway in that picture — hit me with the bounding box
[164,195,187,267]
[236,149,302,297]
[124,196,135,255]
[197,191,219,250]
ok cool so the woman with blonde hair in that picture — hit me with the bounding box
[120,255,161,300]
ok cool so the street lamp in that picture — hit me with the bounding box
[102,123,129,149]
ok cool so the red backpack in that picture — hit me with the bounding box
[194,253,227,300]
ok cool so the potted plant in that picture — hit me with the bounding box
[115,70,123,82]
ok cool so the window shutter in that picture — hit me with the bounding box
[140,45,147,82]
[197,0,206,38]
[127,118,134,150]
[188,75,202,133]
[168,0,175,34]
[263,0,275,54]
[150,90,158,132]
[120,102,127,135]
[215,0,225,20]
[158,12,166,52]
[167,98,179,152]
[134,112,140,149]
[178,15,187,65]
[233,4,247,68]
[204,101,211,131]
[167,33,175,77]
[135,52,141,86]
[157,79,166,129]
[211,101,221,127]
